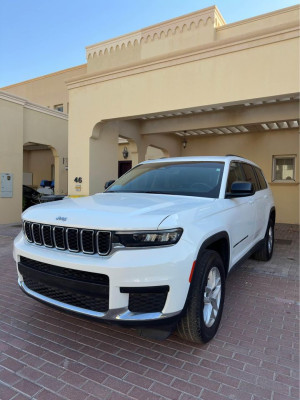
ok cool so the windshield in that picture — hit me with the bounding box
[105,161,224,198]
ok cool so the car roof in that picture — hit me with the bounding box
[141,156,258,166]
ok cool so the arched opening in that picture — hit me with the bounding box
[23,142,67,196]
[23,142,54,190]
[145,145,169,160]
[89,121,143,194]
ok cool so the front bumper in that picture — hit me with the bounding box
[13,232,195,324]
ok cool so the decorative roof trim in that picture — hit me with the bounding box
[24,103,68,120]
[0,90,68,120]
[68,25,298,90]
[86,6,224,58]
[217,4,299,31]
[1,64,87,90]
[0,90,26,105]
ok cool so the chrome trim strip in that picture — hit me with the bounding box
[18,279,180,321]
[41,225,53,248]
[66,228,80,253]
[81,229,95,254]
[32,223,42,245]
[96,231,112,256]
[53,226,66,250]
[115,310,179,321]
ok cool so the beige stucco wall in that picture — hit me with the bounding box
[1,64,87,113]
[217,5,298,41]
[118,142,166,165]
[0,92,68,223]
[71,38,299,121]
[0,98,23,224]
[181,130,299,224]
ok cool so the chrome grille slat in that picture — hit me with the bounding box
[66,228,79,252]
[23,221,111,256]
[32,223,42,245]
[53,226,66,250]
[97,231,112,256]
[81,229,94,254]
[24,221,33,242]
[42,225,53,247]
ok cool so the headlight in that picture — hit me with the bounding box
[115,228,183,247]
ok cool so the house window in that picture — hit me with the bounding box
[272,156,296,182]
[54,104,63,112]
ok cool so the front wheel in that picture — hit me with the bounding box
[177,250,225,344]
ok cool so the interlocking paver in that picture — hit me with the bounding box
[0,223,299,400]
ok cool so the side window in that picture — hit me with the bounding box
[255,167,268,190]
[226,162,245,192]
[241,163,259,192]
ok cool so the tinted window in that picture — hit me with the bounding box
[226,162,245,192]
[241,163,259,192]
[106,162,224,198]
[255,167,268,190]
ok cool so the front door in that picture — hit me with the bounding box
[225,162,256,266]
[118,161,132,178]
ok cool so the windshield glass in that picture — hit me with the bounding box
[105,161,224,198]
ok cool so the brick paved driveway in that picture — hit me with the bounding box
[0,224,299,400]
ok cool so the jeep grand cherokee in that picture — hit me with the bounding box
[13,156,275,343]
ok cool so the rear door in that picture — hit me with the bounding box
[240,162,263,243]
[253,166,270,240]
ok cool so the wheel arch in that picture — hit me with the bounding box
[196,231,230,278]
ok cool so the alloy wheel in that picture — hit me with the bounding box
[203,266,222,328]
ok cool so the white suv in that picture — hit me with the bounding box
[13,156,275,343]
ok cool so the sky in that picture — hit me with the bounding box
[0,0,297,87]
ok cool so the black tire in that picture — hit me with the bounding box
[177,250,225,344]
[252,218,274,261]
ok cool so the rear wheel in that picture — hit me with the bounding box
[177,250,225,343]
[252,218,274,261]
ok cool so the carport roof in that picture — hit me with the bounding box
[133,93,299,137]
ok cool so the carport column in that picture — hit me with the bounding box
[136,141,148,163]
[53,154,68,195]
[89,121,119,195]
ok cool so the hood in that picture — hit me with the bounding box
[23,193,215,230]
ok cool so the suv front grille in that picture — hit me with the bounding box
[23,221,111,255]
[19,256,109,312]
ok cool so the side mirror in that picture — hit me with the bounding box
[226,181,254,198]
[104,180,115,189]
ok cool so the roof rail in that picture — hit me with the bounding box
[226,154,243,157]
